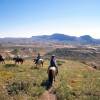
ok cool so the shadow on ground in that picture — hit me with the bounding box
[41,79,52,90]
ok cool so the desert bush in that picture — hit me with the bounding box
[6,81,30,95]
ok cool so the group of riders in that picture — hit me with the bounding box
[0,53,58,86]
[36,53,58,73]
[34,53,58,86]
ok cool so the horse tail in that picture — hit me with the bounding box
[48,70,54,85]
[3,59,5,64]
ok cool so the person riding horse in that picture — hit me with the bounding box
[33,53,44,68]
[13,55,24,64]
[47,55,58,86]
[35,53,41,64]
[47,55,58,75]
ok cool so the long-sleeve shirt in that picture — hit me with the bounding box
[49,59,57,67]
[48,58,58,73]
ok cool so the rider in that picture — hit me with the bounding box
[35,53,41,64]
[47,55,58,75]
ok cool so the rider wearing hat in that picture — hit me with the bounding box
[47,55,58,75]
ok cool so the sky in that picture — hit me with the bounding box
[0,0,100,38]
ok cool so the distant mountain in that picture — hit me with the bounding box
[79,35,95,44]
[31,33,77,41]
[0,33,100,45]
[31,33,100,45]
[0,38,33,44]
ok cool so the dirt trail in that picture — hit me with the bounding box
[39,88,57,100]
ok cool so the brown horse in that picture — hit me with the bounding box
[13,57,24,64]
[0,58,5,64]
[48,67,57,86]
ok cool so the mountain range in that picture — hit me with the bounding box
[0,33,100,45]
[31,33,100,45]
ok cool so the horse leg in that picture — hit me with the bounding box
[40,63,42,68]
[42,62,43,67]
[3,60,5,64]
[3,61,5,64]
[15,61,16,65]
[36,64,38,68]
[2,60,4,64]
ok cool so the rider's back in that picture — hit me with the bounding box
[50,59,57,67]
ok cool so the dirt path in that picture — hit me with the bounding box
[39,88,57,100]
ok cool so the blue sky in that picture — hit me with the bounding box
[0,0,100,38]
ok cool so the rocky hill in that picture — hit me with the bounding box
[45,47,100,69]
[31,33,100,45]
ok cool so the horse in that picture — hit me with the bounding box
[13,57,24,64]
[48,67,57,86]
[0,57,5,64]
[33,58,44,68]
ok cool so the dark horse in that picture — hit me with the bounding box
[13,57,24,64]
[33,58,44,68]
[0,57,5,64]
[48,67,57,86]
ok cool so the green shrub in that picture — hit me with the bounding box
[6,81,30,95]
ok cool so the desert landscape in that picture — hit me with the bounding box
[0,0,100,99]
[0,35,100,100]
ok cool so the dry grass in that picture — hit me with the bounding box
[0,59,100,100]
